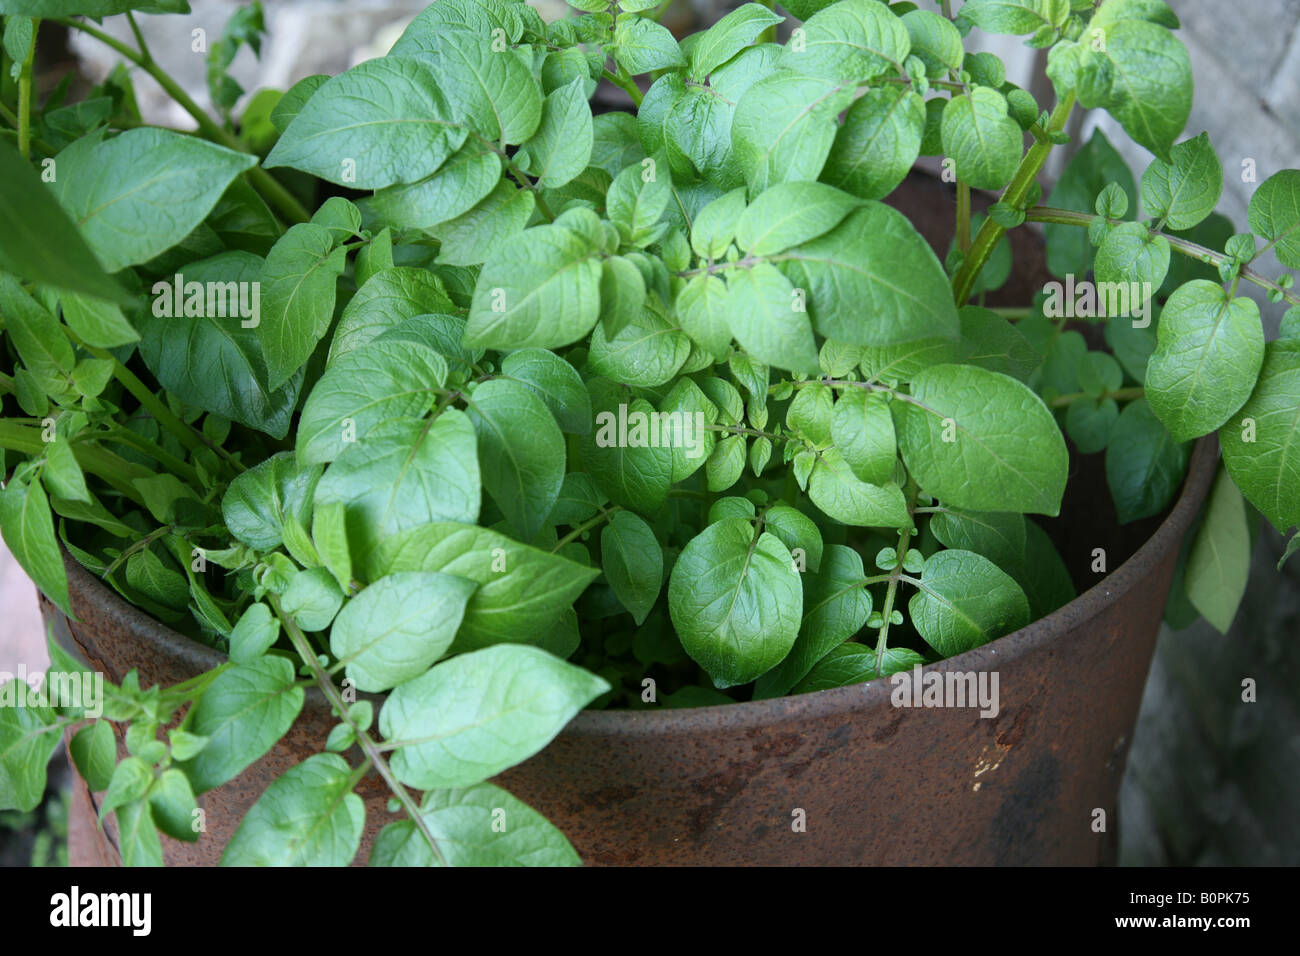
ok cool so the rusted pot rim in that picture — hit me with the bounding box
[60,436,1219,739]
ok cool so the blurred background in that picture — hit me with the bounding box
[2,0,1297,866]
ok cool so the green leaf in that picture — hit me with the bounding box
[752,543,870,698]
[0,695,60,811]
[515,77,593,189]
[659,377,719,482]
[330,571,476,692]
[1094,220,1170,296]
[960,0,1055,35]
[499,348,592,435]
[0,275,74,384]
[222,451,322,551]
[381,644,608,789]
[115,800,163,868]
[908,549,1030,656]
[1140,131,1222,230]
[779,203,960,346]
[690,187,747,258]
[580,380,674,513]
[929,508,1027,570]
[178,656,304,794]
[229,602,280,663]
[315,412,481,557]
[675,274,733,361]
[1014,519,1076,620]
[370,781,580,867]
[366,140,502,232]
[221,754,364,866]
[668,516,803,688]
[689,3,782,79]
[0,140,125,302]
[725,263,820,375]
[1105,398,1189,523]
[1246,169,1300,269]
[257,223,348,391]
[1045,129,1136,276]
[328,266,454,363]
[764,504,823,573]
[264,56,470,188]
[1145,279,1264,442]
[1091,19,1192,160]
[735,181,859,256]
[778,0,910,82]
[270,74,327,132]
[1219,341,1300,533]
[901,9,964,76]
[1184,467,1249,634]
[42,438,89,505]
[281,566,344,632]
[297,339,447,466]
[601,510,663,625]
[957,305,1040,381]
[615,14,686,74]
[731,70,852,195]
[807,447,909,527]
[793,644,924,692]
[822,85,925,201]
[148,768,198,843]
[359,522,600,652]
[606,158,672,247]
[829,387,896,485]
[895,364,1069,515]
[59,292,138,348]
[465,224,602,349]
[69,721,116,792]
[589,304,692,386]
[941,87,1023,191]
[136,252,301,438]
[465,379,566,541]
[53,128,255,272]
[0,475,69,615]
[406,33,542,145]
[433,180,536,267]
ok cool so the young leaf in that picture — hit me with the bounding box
[1246,168,1300,269]
[221,754,365,866]
[499,349,592,434]
[689,3,782,80]
[731,71,852,195]
[908,549,1030,656]
[615,14,687,74]
[777,0,910,83]
[328,267,454,363]
[222,451,322,551]
[580,380,674,514]
[894,364,1069,515]
[1145,280,1264,442]
[366,141,502,231]
[515,77,593,189]
[330,571,476,692]
[940,87,1023,191]
[380,645,609,789]
[734,181,860,256]
[725,263,820,375]
[229,602,280,663]
[69,721,116,793]
[1093,220,1170,294]
[667,516,803,688]
[822,86,925,202]
[1044,128,1135,277]
[807,447,910,527]
[0,694,61,812]
[601,510,663,625]
[829,388,896,486]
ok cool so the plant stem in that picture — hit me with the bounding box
[604,66,644,107]
[956,182,971,254]
[553,505,622,552]
[271,595,449,867]
[873,477,919,677]
[951,92,1076,305]
[1024,205,1300,307]
[16,18,38,159]
[53,16,309,224]
[1049,386,1144,408]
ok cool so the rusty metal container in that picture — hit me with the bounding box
[45,435,1218,866]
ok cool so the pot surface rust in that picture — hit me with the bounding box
[45,435,1217,866]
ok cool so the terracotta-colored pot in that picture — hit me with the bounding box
[46,433,1217,866]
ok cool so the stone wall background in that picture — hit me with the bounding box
[3,0,1298,866]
